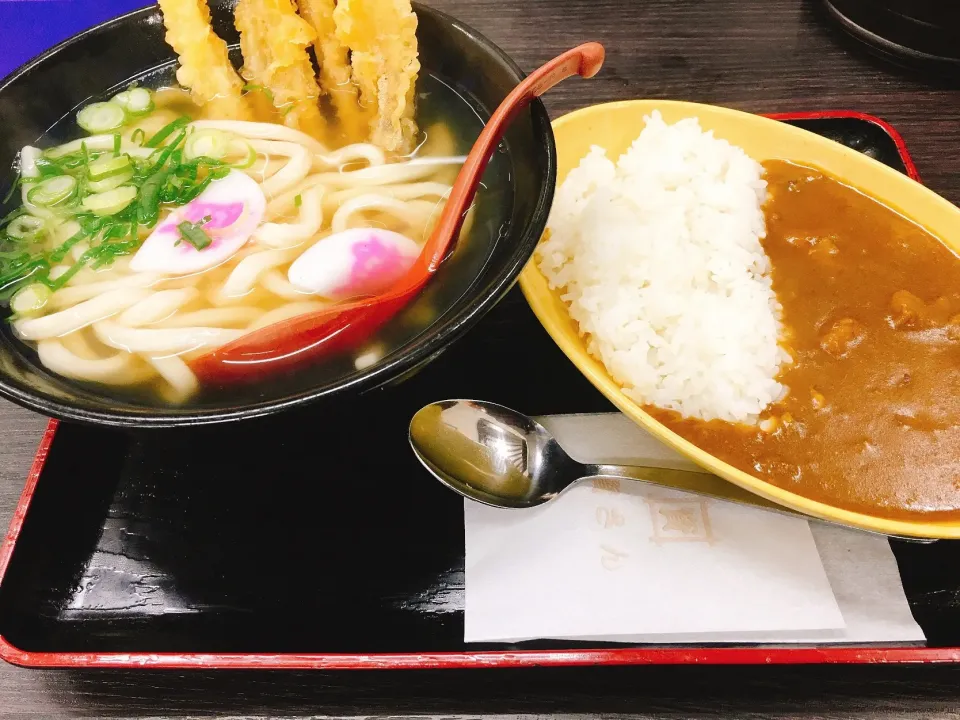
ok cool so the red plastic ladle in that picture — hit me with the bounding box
[190,42,605,384]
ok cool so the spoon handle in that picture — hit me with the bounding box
[583,463,802,515]
[417,42,606,277]
[581,463,934,543]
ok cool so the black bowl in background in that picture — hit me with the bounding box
[822,0,960,71]
[0,2,556,427]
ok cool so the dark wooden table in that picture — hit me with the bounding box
[2,0,960,716]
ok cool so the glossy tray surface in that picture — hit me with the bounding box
[2,114,959,669]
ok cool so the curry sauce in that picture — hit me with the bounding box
[649,160,960,520]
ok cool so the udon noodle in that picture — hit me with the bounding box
[0,0,490,404]
[5,90,470,403]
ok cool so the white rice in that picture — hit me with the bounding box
[537,111,787,424]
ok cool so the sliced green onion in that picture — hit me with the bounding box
[86,170,134,193]
[176,218,213,251]
[87,154,131,181]
[184,129,231,161]
[78,214,105,236]
[241,83,275,103]
[0,258,48,296]
[47,264,71,282]
[32,158,58,176]
[113,133,122,155]
[176,166,229,205]
[48,225,85,264]
[0,207,26,230]
[145,131,186,176]
[76,102,126,133]
[81,185,137,216]
[86,237,138,271]
[33,157,65,177]
[228,139,257,169]
[2,176,21,205]
[184,133,254,169]
[145,116,190,148]
[6,214,45,240]
[44,134,118,159]
[10,283,51,315]
[137,168,170,226]
[102,221,134,241]
[44,154,86,172]
[125,146,158,160]
[131,128,146,146]
[48,258,86,289]
[111,87,153,115]
[26,175,77,207]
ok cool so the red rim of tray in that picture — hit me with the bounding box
[0,109,948,670]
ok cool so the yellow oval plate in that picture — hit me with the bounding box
[519,99,960,539]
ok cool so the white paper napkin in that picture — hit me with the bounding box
[463,413,924,645]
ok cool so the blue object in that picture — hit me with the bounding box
[0,0,151,80]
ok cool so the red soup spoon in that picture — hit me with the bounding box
[190,42,605,384]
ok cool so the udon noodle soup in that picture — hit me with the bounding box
[0,73,506,406]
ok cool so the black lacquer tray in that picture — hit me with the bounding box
[1,113,958,669]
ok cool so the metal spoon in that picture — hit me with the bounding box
[408,398,934,541]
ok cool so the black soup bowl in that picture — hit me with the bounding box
[0,2,556,427]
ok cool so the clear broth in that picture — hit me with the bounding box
[10,70,511,408]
